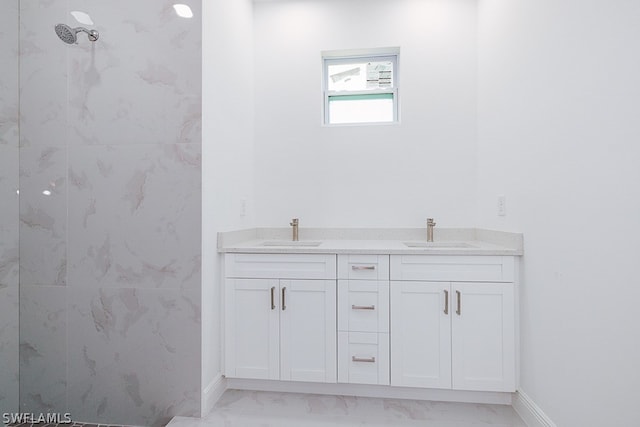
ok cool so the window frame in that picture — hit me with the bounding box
[322,50,400,126]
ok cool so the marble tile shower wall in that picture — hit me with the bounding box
[18,0,202,425]
[0,0,20,414]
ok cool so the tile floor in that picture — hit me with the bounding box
[167,390,527,427]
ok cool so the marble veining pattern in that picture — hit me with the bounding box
[67,287,201,426]
[168,390,527,427]
[67,144,201,290]
[19,286,68,413]
[16,0,203,423]
[0,0,19,148]
[19,147,68,286]
[18,0,68,148]
[0,144,19,412]
[0,147,19,288]
[66,0,202,146]
[0,0,20,411]
[0,284,19,413]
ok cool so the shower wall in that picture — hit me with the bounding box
[18,0,202,425]
[0,0,20,415]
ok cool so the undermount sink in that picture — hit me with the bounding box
[403,241,476,248]
[260,240,322,247]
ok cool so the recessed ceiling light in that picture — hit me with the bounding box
[173,4,193,19]
[70,10,94,26]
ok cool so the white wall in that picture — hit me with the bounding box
[477,1,640,425]
[253,0,478,227]
[205,2,640,424]
[202,0,255,412]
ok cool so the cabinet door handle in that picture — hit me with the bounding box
[444,289,449,315]
[352,265,376,271]
[282,287,287,310]
[352,304,375,310]
[352,356,376,363]
[270,286,276,310]
[456,290,461,315]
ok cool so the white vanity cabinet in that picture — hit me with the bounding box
[222,249,518,396]
[390,255,516,392]
[337,255,390,386]
[224,254,337,383]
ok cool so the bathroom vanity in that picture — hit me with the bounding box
[219,228,522,403]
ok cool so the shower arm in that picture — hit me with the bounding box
[76,27,99,42]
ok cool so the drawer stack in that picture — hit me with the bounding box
[337,255,390,385]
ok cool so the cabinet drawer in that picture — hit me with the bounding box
[338,255,389,280]
[390,255,514,282]
[338,280,389,333]
[338,332,389,385]
[225,253,336,279]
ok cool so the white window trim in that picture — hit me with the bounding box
[322,49,400,126]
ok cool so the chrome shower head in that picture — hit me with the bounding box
[55,23,99,44]
[55,23,76,44]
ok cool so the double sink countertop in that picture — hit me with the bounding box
[218,227,523,256]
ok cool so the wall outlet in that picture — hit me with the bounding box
[240,197,247,218]
[497,195,506,216]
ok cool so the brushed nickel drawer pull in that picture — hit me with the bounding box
[352,265,376,271]
[270,286,276,310]
[352,356,376,363]
[456,290,461,315]
[444,289,449,315]
[282,287,287,311]
[352,304,375,310]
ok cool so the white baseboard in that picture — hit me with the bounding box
[512,390,557,427]
[201,374,227,417]
[227,378,512,405]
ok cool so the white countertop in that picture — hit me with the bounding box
[218,228,523,256]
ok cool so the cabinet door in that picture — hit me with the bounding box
[225,278,280,380]
[451,282,515,392]
[390,281,451,389]
[280,280,337,383]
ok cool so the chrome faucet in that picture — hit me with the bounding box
[427,218,436,242]
[290,218,299,241]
